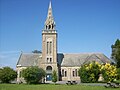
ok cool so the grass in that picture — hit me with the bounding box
[0,84,120,90]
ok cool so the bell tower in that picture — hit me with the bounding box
[42,1,58,81]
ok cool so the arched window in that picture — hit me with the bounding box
[47,58,49,62]
[73,71,75,77]
[49,25,51,29]
[50,42,52,54]
[47,42,49,54]
[46,66,52,73]
[50,58,52,62]
[75,69,77,76]
[46,66,52,70]
[65,71,67,77]
[20,71,22,77]
[62,69,64,77]
[46,41,52,55]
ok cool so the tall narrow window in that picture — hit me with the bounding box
[65,71,67,77]
[73,71,75,77]
[50,42,52,54]
[50,58,52,62]
[47,58,49,63]
[75,69,77,76]
[62,69,64,77]
[47,42,49,54]
[20,71,22,77]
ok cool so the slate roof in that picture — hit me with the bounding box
[60,53,111,67]
[17,53,111,67]
[17,53,42,67]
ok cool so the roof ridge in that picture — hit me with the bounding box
[63,52,103,55]
[21,53,42,55]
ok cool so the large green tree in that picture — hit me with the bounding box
[22,66,45,84]
[0,67,17,83]
[117,68,120,80]
[52,70,57,84]
[111,39,120,68]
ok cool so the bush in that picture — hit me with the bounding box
[101,63,117,82]
[0,67,17,83]
[52,70,57,83]
[22,66,46,84]
[78,65,89,83]
[79,62,118,83]
[78,61,101,83]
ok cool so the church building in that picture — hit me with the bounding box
[16,1,111,83]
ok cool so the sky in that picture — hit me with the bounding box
[0,0,120,69]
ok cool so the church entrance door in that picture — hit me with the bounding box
[46,74,52,81]
[46,66,52,81]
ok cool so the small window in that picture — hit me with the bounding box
[75,69,77,76]
[20,71,22,77]
[47,58,49,62]
[62,69,64,77]
[65,71,67,77]
[73,71,75,77]
[47,42,49,54]
[50,42,52,54]
[50,58,52,62]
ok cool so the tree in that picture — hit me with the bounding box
[78,61,101,83]
[52,70,57,84]
[32,50,42,53]
[0,68,2,82]
[22,66,45,84]
[0,67,17,83]
[117,68,120,80]
[111,39,120,68]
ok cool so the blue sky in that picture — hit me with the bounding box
[0,0,120,69]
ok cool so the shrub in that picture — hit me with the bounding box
[22,66,46,84]
[101,63,117,82]
[78,61,101,83]
[79,62,118,83]
[52,70,57,83]
[0,67,17,83]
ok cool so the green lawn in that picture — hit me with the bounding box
[0,84,119,90]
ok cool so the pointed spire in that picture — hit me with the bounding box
[47,0,53,18]
[44,1,56,30]
[49,0,52,9]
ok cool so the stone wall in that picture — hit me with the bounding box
[61,66,80,81]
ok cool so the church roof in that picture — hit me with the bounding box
[60,53,111,67]
[17,53,42,67]
[17,53,111,67]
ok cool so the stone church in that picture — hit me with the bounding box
[16,1,111,82]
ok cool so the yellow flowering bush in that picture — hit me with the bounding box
[78,61,101,83]
[79,62,118,83]
[101,63,117,82]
